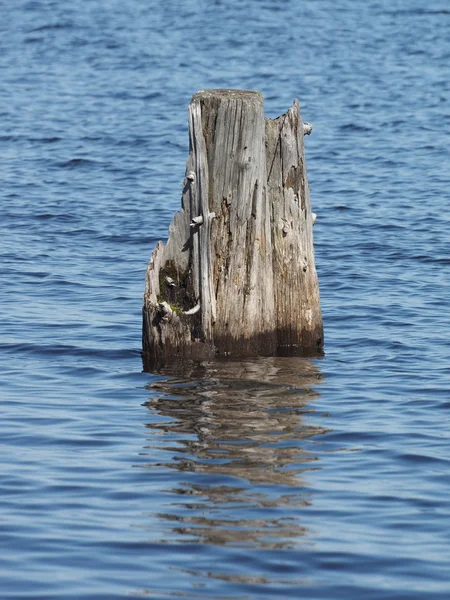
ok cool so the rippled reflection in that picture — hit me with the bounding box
[141,357,328,550]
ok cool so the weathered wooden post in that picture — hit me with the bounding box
[143,89,322,368]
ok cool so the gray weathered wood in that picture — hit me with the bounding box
[143,89,323,368]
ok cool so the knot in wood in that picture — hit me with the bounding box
[157,301,173,322]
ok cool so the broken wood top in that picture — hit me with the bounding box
[192,89,263,102]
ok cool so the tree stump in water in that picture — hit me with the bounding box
[143,89,323,368]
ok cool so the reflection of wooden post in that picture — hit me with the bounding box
[143,89,323,368]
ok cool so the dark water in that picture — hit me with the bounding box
[1,0,450,598]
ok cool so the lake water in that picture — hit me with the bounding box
[1,0,450,598]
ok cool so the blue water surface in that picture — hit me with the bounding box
[1,0,450,598]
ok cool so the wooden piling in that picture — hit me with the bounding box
[142,89,323,368]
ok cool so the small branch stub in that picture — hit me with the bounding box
[190,215,204,227]
[303,122,312,135]
[182,302,201,316]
